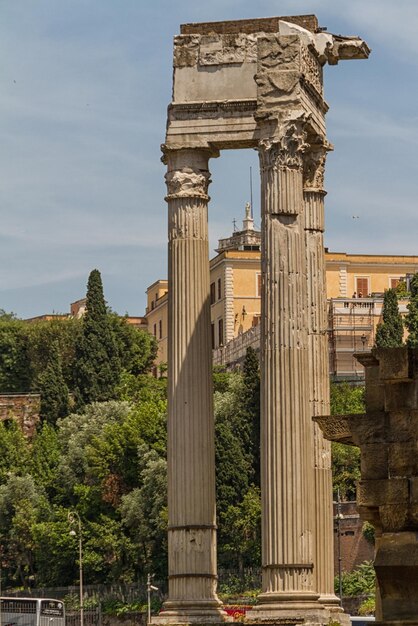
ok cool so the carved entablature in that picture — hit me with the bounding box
[199,33,257,65]
[301,44,323,97]
[173,33,258,68]
[312,414,355,446]
[165,167,211,200]
[259,120,308,172]
[168,100,257,122]
[173,34,200,67]
[256,35,302,115]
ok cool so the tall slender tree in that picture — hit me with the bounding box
[406,273,418,347]
[375,288,404,348]
[241,346,261,486]
[73,269,121,408]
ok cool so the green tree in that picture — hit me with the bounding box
[73,270,121,407]
[26,317,81,390]
[240,347,260,486]
[55,401,132,506]
[0,474,50,588]
[30,423,62,495]
[375,288,404,347]
[218,486,261,574]
[330,382,364,414]
[32,506,79,586]
[38,341,70,425]
[110,315,158,376]
[336,560,375,597]
[120,447,168,580]
[395,280,409,298]
[0,319,31,392]
[330,383,364,500]
[0,420,31,483]
[0,309,17,321]
[406,272,418,347]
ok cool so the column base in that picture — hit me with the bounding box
[151,600,231,625]
[318,595,350,626]
[245,592,332,626]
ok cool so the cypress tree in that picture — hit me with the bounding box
[375,288,404,348]
[241,346,261,486]
[39,341,69,425]
[73,269,121,408]
[406,273,418,347]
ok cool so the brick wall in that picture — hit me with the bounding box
[0,393,40,437]
[181,15,319,35]
[334,501,374,574]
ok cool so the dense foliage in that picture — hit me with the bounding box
[330,383,364,500]
[0,302,367,595]
[0,273,157,405]
[406,272,418,347]
[375,288,404,347]
[336,560,375,597]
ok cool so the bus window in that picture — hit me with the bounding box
[0,598,65,626]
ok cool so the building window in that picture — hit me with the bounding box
[159,320,162,339]
[390,277,402,289]
[153,323,157,337]
[218,318,224,347]
[355,277,370,298]
[217,278,222,300]
[211,323,215,350]
[256,273,262,297]
[210,282,216,305]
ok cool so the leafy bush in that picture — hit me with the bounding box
[335,561,375,597]
[359,596,375,616]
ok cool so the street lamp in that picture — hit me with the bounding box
[146,574,158,625]
[68,511,84,626]
[334,489,344,602]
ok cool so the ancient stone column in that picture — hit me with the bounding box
[248,118,323,619]
[303,142,342,612]
[153,147,225,624]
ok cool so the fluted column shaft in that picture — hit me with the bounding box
[159,148,224,622]
[303,143,340,607]
[257,120,319,605]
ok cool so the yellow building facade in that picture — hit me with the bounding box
[144,206,418,374]
[145,279,168,369]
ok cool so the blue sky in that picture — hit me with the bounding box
[1,1,417,318]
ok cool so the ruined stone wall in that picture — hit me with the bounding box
[0,393,40,437]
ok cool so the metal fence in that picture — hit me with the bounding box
[66,608,101,626]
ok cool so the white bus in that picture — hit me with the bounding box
[0,598,65,626]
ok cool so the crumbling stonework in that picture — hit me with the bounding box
[316,347,418,625]
[0,393,40,437]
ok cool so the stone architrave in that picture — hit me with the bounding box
[303,141,343,613]
[153,147,226,624]
[154,16,369,626]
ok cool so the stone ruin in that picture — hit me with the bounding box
[316,347,418,626]
[153,14,370,626]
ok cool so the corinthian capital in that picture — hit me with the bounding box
[303,141,332,191]
[165,167,211,200]
[259,120,308,171]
